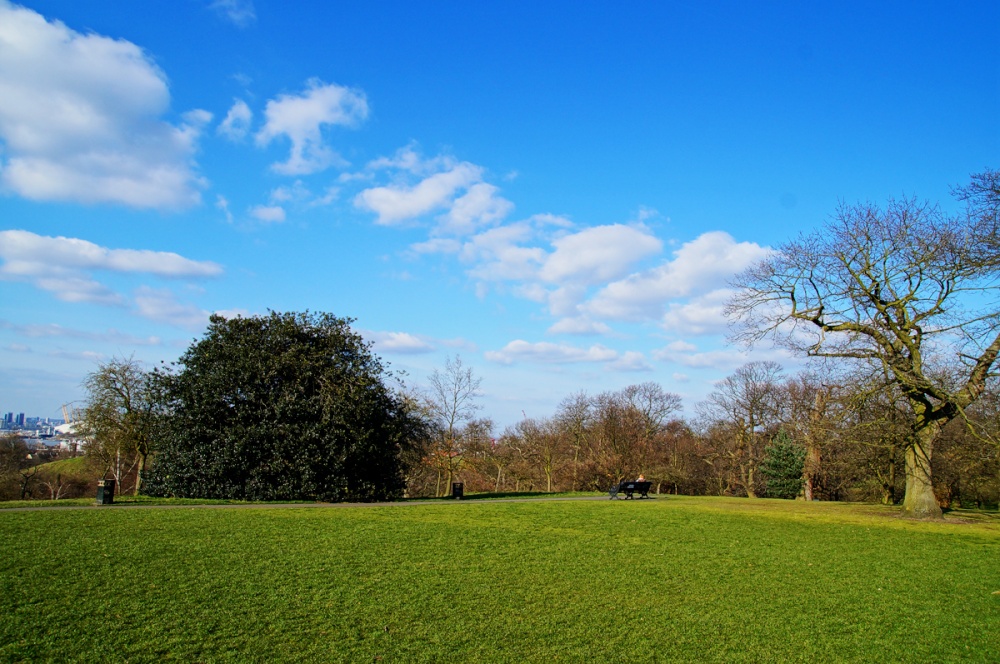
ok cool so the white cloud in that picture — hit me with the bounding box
[585,231,770,321]
[364,330,435,354]
[608,351,653,372]
[0,230,222,278]
[528,213,574,228]
[546,317,613,336]
[653,345,753,370]
[256,79,368,175]
[0,230,220,310]
[660,288,735,336]
[218,99,252,140]
[250,205,286,223]
[28,274,122,306]
[546,285,588,317]
[540,224,662,286]
[133,286,210,329]
[485,340,619,365]
[269,181,310,204]
[462,223,546,282]
[0,2,207,209]
[210,0,256,28]
[440,182,513,235]
[354,162,483,225]
[365,144,453,175]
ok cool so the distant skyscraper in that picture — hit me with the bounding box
[2,413,11,427]
[15,413,25,427]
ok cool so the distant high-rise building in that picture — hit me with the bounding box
[2,413,11,427]
[15,413,25,427]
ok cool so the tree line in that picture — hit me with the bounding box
[406,363,1000,509]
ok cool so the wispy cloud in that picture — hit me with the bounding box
[209,0,256,28]
[133,286,211,330]
[218,98,253,140]
[0,231,220,324]
[0,319,163,346]
[249,204,286,223]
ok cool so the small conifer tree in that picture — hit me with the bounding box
[760,430,806,499]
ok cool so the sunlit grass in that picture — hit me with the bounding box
[1,496,997,662]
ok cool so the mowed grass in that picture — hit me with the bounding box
[1,497,998,663]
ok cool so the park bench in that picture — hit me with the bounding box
[609,480,652,499]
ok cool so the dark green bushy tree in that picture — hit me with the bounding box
[144,312,423,502]
[760,430,806,499]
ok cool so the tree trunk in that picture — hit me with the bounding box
[803,444,820,501]
[803,389,826,501]
[742,463,757,498]
[902,424,942,518]
[135,451,147,496]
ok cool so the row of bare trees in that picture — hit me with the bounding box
[404,359,1000,509]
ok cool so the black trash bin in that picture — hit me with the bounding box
[451,482,464,499]
[96,479,116,505]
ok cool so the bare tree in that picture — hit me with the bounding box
[555,391,592,491]
[697,361,785,498]
[729,172,1000,517]
[425,355,483,496]
[80,356,158,495]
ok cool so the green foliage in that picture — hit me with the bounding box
[760,430,806,499]
[1,498,998,661]
[143,311,423,502]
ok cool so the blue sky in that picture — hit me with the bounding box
[1,0,997,427]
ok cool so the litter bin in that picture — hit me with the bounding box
[96,479,115,505]
[451,482,464,499]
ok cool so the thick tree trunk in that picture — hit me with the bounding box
[135,451,147,496]
[743,464,757,498]
[902,424,942,519]
[803,388,826,501]
[803,444,820,501]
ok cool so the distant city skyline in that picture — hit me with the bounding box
[1,1,997,426]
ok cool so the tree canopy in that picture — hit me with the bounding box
[143,312,421,502]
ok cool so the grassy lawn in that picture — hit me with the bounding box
[1,496,998,663]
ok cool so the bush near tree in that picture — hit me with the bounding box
[143,311,424,502]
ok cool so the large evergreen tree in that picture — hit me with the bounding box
[144,312,423,502]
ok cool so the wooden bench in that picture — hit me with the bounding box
[609,481,652,499]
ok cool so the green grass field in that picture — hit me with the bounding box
[1,496,998,663]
